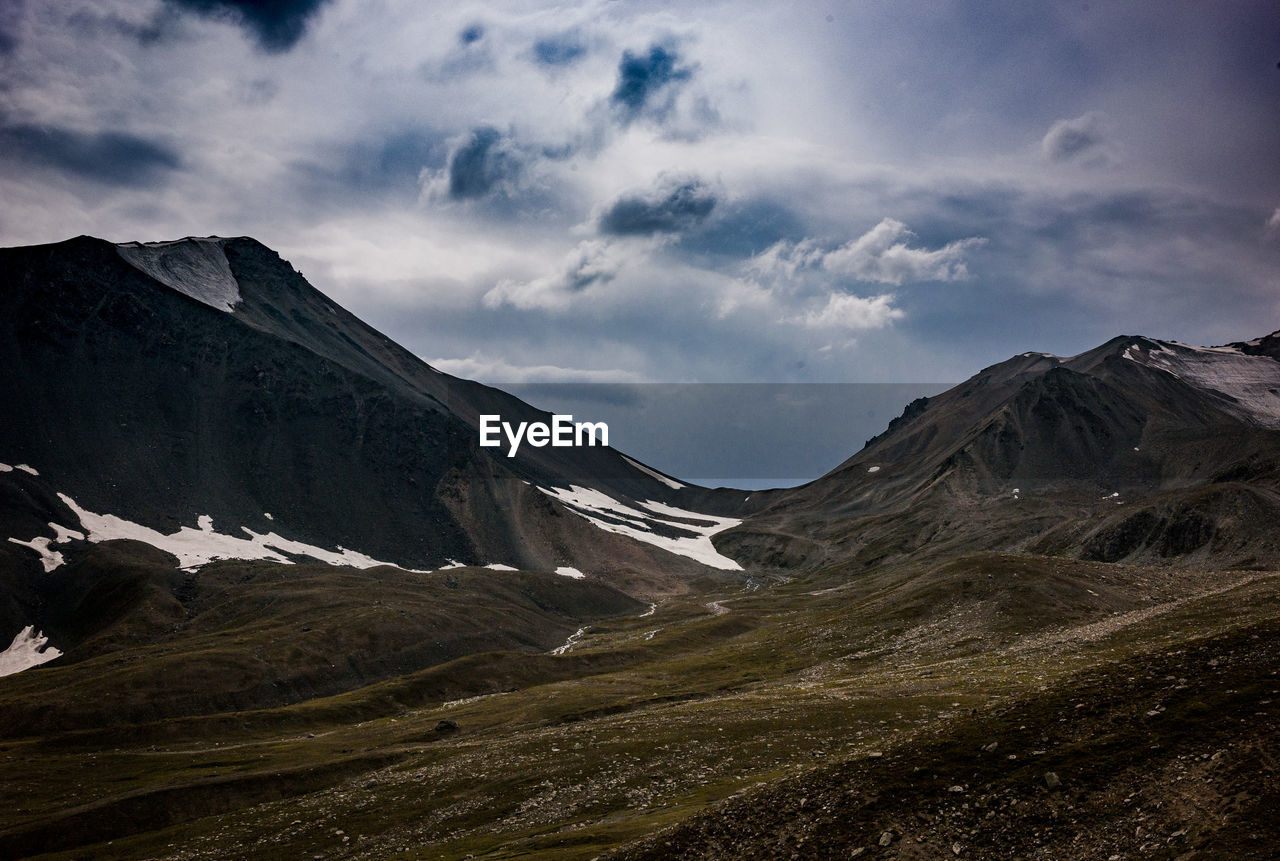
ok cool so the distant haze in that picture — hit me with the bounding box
[500,383,950,489]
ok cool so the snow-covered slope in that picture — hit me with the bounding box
[2,466,450,575]
[57,491,431,572]
[116,237,241,312]
[537,485,741,570]
[1121,339,1280,428]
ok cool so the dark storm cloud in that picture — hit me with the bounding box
[165,0,332,52]
[349,131,446,192]
[917,184,1269,280]
[599,177,717,236]
[532,30,586,67]
[60,5,177,46]
[610,44,694,123]
[447,127,521,200]
[294,129,448,204]
[0,21,17,53]
[902,182,1280,354]
[0,123,180,187]
[564,253,615,292]
[1032,190,1264,246]
[1044,125,1098,161]
[677,197,809,261]
[0,0,21,53]
[4,0,1278,395]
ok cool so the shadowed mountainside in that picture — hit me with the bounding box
[722,333,1280,572]
[0,236,746,588]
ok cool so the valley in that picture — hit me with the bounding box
[0,554,1275,859]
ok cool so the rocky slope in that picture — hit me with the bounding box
[1,235,753,680]
[723,332,1280,572]
[0,235,744,568]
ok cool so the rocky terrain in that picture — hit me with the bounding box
[1,556,1274,859]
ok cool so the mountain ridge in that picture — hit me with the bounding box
[1,235,759,684]
[720,327,1280,572]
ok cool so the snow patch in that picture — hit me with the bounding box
[239,528,418,570]
[554,566,586,579]
[264,512,274,521]
[117,238,241,313]
[485,563,518,571]
[622,455,685,489]
[15,464,37,475]
[538,485,743,570]
[0,626,62,677]
[50,523,84,543]
[7,537,64,573]
[1125,340,1280,427]
[866,465,881,474]
[552,626,588,655]
[0,463,11,472]
[56,492,425,571]
[7,520,85,573]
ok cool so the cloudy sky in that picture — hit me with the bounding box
[3,0,1280,389]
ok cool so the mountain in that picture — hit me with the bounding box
[1,238,1277,860]
[0,234,749,706]
[0,235,746,579]
[722,333,1280,571]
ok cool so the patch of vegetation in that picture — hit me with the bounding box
[0,558,1276,860]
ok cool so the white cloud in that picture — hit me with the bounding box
[715,217,985,338]
[1267,208,1280,232]
[747,219,985,287]
[744,238,824,285]
[794,292,903,331]
[822,219,986,285]
[482,236,662,311]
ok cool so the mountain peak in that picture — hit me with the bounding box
[1226,329,1280,362]
[1105,337,1280,429]
[116,236,241,312]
